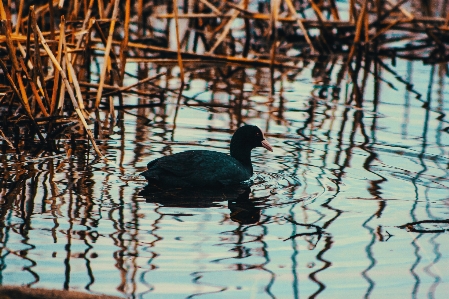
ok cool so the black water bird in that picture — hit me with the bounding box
[141,125,273,190]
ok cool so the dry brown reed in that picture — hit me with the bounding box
[0,0,447,157]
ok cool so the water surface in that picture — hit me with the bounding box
[0,58,448,298]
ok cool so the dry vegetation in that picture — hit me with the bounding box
[0,0,448,157]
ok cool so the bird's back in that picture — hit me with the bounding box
[141,150,252,189]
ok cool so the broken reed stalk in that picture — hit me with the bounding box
[207,2,241,55]
[119,73,166,92]
[328,0,340,21]
[19,58,49,117]
[35,20,103,157]
[0,129,14,149]
[285,0,315,53]
[113,39,296,68]
[65,42,87,113]
[81,72,166,104]
[386,0,414,20]
[199,0,222,16]
[309,0,333,52]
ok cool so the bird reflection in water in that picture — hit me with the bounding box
[140,187,260,224]
[228,188,260,224]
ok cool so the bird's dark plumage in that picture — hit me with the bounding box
[141,125,273,190]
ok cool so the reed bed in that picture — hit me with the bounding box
[0,0,448,157]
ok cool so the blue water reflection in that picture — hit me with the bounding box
[0,56,448,299]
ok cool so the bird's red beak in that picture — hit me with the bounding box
[261,139,273,152]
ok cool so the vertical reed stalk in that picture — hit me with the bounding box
[349,0,355,23]
[51,17,65,115]
[270,0,280,95]
[173,0,185,83]
[0,0,6,20]
[346,0,368,67]
[48,0,56,53]
[57,56,66,113]
[30,9,51,107]
[14,0,24,34]
[25,6,32,65]
[328,0,340,21]
[19,58,50,117]
[172,0,186,137]
[119,0,131,84]
[97,0,104,19]
[445,11,449,27]
[66,49,87,112]
[95,0,120,109]
[137,0,143,21]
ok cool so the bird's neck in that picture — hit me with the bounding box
[230,145,253,175]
